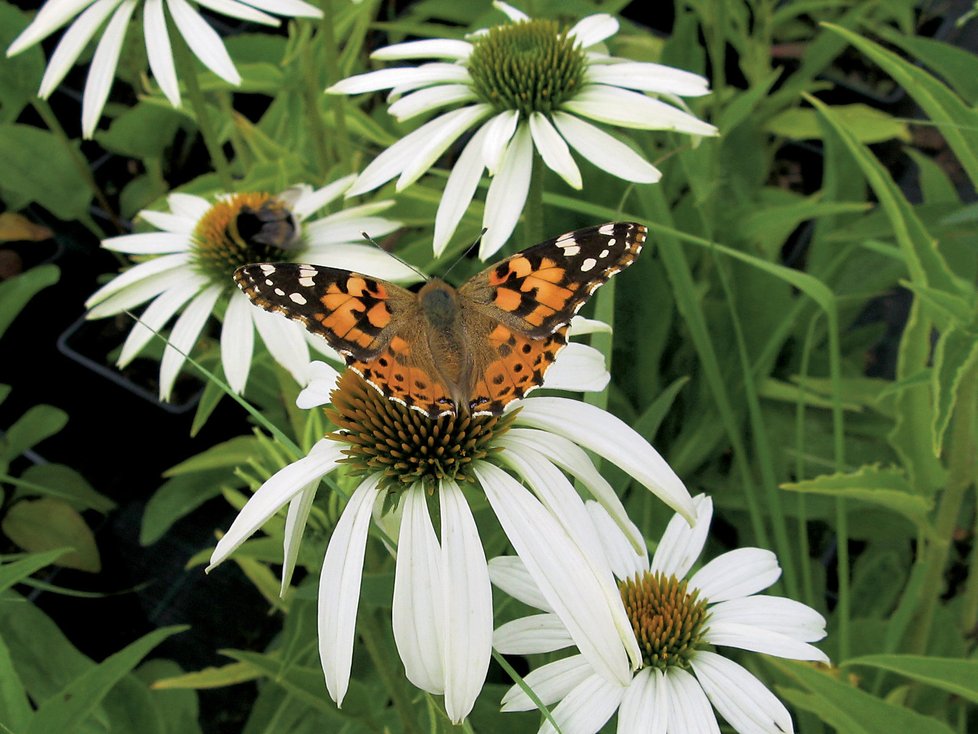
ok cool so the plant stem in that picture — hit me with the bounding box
[523,152,545,245]
[359,610,422,734]
[320,0,351,170]
[300,23,332,178]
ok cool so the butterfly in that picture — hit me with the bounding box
[233,222,646,418]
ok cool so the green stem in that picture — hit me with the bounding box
[300,25,332,178]
[172,35,234,189]
[359,610,423,734]
[320,0,351,170]
[523,152,545,245]
[32,98,115,235]
[826,303,849,660]
[795,317,819,608]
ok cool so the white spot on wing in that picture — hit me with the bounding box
[581,257,597,272]
[289,293,307,305]
[599,249,609,258]
[599,223,615,235]
[260,264,276,274]
[299,277,315,287]
[563,245,580,256]
[274,288,286,296]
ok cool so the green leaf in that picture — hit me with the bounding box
[0,548,70,592]
[1,498,101,572]
[773,659,955,734]
[845,654,978,704]
[164,436,258,475]
[876,26,978,106]
[781,465,932,531]
[0,125,91,219]
[764,103,911,143]
[930,324,978,456]
[151,661,261,690]
[0,264,59,342]
[0,2,44,122]
[0,633,31,732]
[95,102,183,158]
[25,625,187,734]
[222,651,345,718]
[103,673,167,734]
[19,463,116,513]
[140,470,229,546]
[632,376,689,443]
[1,404,68,460]
[135,660,203,734]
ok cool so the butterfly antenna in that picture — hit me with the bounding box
[441,228,487,281]
[360,231,427,281]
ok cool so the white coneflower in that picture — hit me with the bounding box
[493,495,829,734]
[328,1,717,258]
[208,356,694,723]
[6,0,321,138]
[85,177,408,399]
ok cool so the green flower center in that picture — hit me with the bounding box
[325,370,517,492]
[190,193,301,286]
[619,571,709,671]
[467,19,587,116]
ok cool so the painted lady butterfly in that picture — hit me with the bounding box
[234,222,646,418]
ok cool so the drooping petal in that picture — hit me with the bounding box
[158,284,222,400]
[388,83,477,122]
[568,315,612,335]
[396,104,493,191]
[117,276,203,367]
[372,38,473,61]
[166,0,241,85]
[539,672,627,734]
[529,112,582,189]
[393,486,445,694]
[290,174,356,219]
[137,208,195,235]
[85,259,192,318]
[81,0,135,138]
[703,622,830,663]
[7,0,96,56]
[568,13,619,48]
[542,342,609,392]
[238,0,321,18]
[480,110,519,174]
[480,123,533,259]
[708,596,828,642]
[303,214,400,245]
[194,0,279,25]
[440,480,493,723]
[585,501,648,582]
[143,0,180,105]
[208,439,345,568]
[500,654,593,711]
[587,62,711,97]
[487,555,552,612]
[327,63,470,94]
[166,192,212,221]
[37,0,120,99]
[665,667,721,734]
[300,242,419,283]
[319,473,383,707]
[475,462,632,686]
[564,85,718,136]
[280,481,317,595]
[493,613,575,655]
[492,1,528,22]
[650,494,712,579]
[433,122,491,256]
[295,360,342,409]
[689,548,781,602]
[101,232,191,254]
[552,112,661,184]
[220,291,255,393]
[617,668,667,734]
[513,397,695,522]
[252,307,310,386]
[691,651,795,734]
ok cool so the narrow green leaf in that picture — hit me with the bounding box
[164,436,259,476]
[151,661,261,690]
[876,26,978,106]
[930,325,978,456]
[25,626,187,734]
[1,498,101,572]
[19,463,116,513]
[0,634,31,732]
[760,378,864,412]
[222,651,344,718]
[1,404,68,461]
[140,470,229,546]
[765,104,911,143]
[135,659,203,734]
[0,548,69,592]
[631,376,689,443]
[845,654,978,704]
[0,264,59,341]
[900,281,974,325]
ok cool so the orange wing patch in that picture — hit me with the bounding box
[468,323,569,415]
[349,343,455,417]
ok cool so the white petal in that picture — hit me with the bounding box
[692,651,795,734]
[167,192,212,221]
[540,673,627,734]
[564,85,718,136]
[194,0,279,26]
[703,622,830,663]
[166,0,241,85]
[37,0,120,99]
[708,596,828,643]
[552,112,661,184]
[252,307,310,386]
[220,291,255,393]
[300,242,419,283]
[7,0,96,56]
[290,175,356,219]
[240,0,321,18]
[479,122,532,259]
[327,63,470,94]
[388,84,477,122]
[433,122,490,256]
[618,668,667,734]
[585,501,648,582]
[85,259,192,317]
[117,276,203,367]
[568,315,612,335]
[487,555,552,612]
[208,439,345,568]
[81,0,135,138]
[493,613,574,655]
[144,0,179,106]
[501,654,593,711]
[372,38,473,61]
[314,199,396,224]
[101,232,191,254]
[396,104,492,191]
[528,111,582,189]
[568,14,619,48]
[475,462,632,686]
[137,209,195,235]
[689,548,781,602]
[304,216,401,248]
[440,480,493,723]
[542,342,609,392]
[501,428,643,555]
[393,486,445,694]
[513,397,695,522]
[587,62,711,97]
[158,284,221,400]
[480,110,519,174]
[295,360,342,408]
[319,474,383,707]
[492,1,527,22]
[280,481,317,595]
[650,494,712,579]
[666,668,721,734]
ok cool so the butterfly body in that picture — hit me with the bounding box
[234,222,646,418]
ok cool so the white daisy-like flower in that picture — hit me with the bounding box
[6,0,322,138]
[85,177,410,400]
[327,1,718,258]
[493,495,829,734]
[207,357,695,723]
